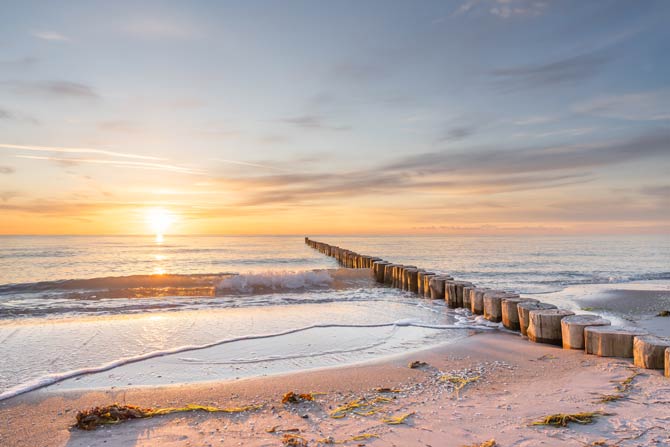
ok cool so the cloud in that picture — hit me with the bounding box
[0,166,15,174]
[281,115,350,131]
[0,57,38,69]
[439,126,476,142]
[512,127,595,139]
[0,190,20,202]
[0,80,99,99]
[573,90,670,121]
[513,115,557,126]
[454,0,547,19]
[0,107,39,125]
[97,120,142,133]
[490,51,611,89]
[0,142,163,160]
[32,31,70,41]
[387,128,670,175]
[15,155,199,175]
[639,185,670,198]
[122,17,200,39]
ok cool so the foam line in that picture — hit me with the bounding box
[0,320,491,402]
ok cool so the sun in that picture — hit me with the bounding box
[145,207,175,241]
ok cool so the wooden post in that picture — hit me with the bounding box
[633,335,670,369]
[470,288,490,315]
[463,286,475,310]
[517,302,557,336]
[372,261,389,283]
[584,326,648,358]
[417,271,435,296]
[405,268,419,294]
[400,266,416,290]
[527,309,575,345]
[448,281,474,308]
[429,276,448,300]
[501,297,538,331]
[560,315,611,350]
[484,291,519,323]
[666,348,669,378]
[383,264,397,286]
[423,273,439,297]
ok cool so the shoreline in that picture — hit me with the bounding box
[2,331,669,447]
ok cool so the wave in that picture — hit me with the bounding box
[0,319,492,402]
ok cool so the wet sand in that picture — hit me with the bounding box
[574,288,670,337]
[1,331,668,447]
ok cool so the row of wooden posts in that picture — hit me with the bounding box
[305,237,670,378]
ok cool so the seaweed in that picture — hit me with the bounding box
[282,433,308,446]
[329,396,392,419]
[381,412,415,425]
[531,411,611,427]
[408,360,428,369]
[461,440,496,447]
[317,434,379,444]
[615,370,640,393]
[595,369,640,404]
[282,391,318,404]
[657,310,670,317]
[596,394,625,403]
[439,375,480,396]
[74,403,261,430]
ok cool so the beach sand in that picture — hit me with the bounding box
[2,330,668,447]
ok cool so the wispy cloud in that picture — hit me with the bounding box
[16,155,200,175]
[211,158,289,172]
[0,107,39,125]
[439,126,476,142]
[573,90,670,121]
[490,51,611,89]
[0,143,164,161]
[454,0,548,19]
[0,166,15,174]
[512,127,595,139]
[281,115,350,131]
[122,17,200,39]
[513,115,557,126]
[32,31,70,42]
[0,57,38,69]
[1,80,99,99]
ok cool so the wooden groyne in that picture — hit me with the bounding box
[305,237,670,376]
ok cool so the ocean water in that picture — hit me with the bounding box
[0,235,668,400]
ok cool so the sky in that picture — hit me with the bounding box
[0,0,669,236]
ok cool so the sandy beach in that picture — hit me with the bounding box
[2,329,668,447]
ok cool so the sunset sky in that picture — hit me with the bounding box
[1,0,669,235]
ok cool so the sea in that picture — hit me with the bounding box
[1,235,668,401]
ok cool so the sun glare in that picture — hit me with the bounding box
[145,207,175,241]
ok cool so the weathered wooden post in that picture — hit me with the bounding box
[484,291,519,323]
[560,315,611,350]
[373,261,389,283]
[584,326,648,358]
[399,266,416,290]
[517,302,557,336]
[470,288,490,315]
[392,265,403,288]
[429,276,448,300]
[417,271,435,296]
[527,309,575,345]
[423,273,440,297]
[405,268,420,294]
[463,286,476,310]
[384,264,397,285]
[633,335,670,369]
[501,297,538,331]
